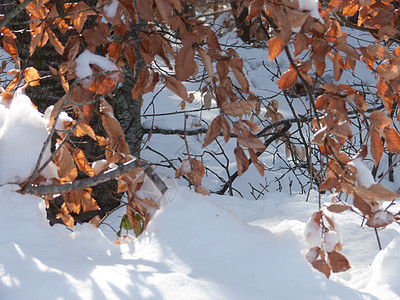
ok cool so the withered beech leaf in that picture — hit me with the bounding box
[327,251,351,273]
[202,115,223,148]
[268,35,282,61]
[384,127,400,153]
[370,128,383,166]
[197,47,214,82]
[234,146,249,175]
[369,111,392,129]
[352,193,373,216]
[230,64,249,92]
[248,148,265,176]
[220,116,231,142]
[312,259,331,278]
[277,69,297,90]
[175,45,197,81]
[72,148,95,177]
[55,145,78,183]
[137,0,154,21]
[57,203,75,227]
[326,203,351,213]
[164,75,188,101]
[24,67,40,86]
[221,100,257,117]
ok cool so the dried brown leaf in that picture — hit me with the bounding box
[164,75,188,101]
[326,203,352,213]
[277,69,297,90]
[72,148,95,177]
[24,67,40,86]
[202,115,222,148]
[312,259,331,278]
[234,146,249,175]
[384,127,400,153]
[176,45,197,81]
[327,251,351,273]
[369,111,392,129]
[268,35,282,61]
[370,128,383,166]
[221,100,257,117]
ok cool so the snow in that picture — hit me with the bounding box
[0,93,57,184]
[74,50,119,79]
[103,0,119,19]
[349,158,375,188]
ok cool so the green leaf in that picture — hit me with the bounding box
[121,214,133,230]
[133,214,144,237]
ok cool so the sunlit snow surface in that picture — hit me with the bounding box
[0,184,378,300]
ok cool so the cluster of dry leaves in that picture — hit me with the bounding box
[238,0,400,275]
[0,0,271,236]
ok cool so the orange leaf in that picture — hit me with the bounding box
[277,69,297,90]
[370,128,383,166]
[326,203,351,213]
[24,67,40,86]
[268,35,282,61]
[220,116,231,142]
[376,78,393,114]
[197,47,214,82]
[72,148,95,177]
[231,64,249,92]
[384,127,400,153]
[46,28,64,55]
[333,51,344,81]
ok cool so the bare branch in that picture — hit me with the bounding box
[22,158,168,196]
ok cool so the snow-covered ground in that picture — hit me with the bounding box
[1,94,400,299]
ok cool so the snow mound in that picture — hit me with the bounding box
[0,93,56,184]
[0,185,374,299]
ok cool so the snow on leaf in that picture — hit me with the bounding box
[366,210,395,228]
[306,246,320,263]
[305,212,322,247]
